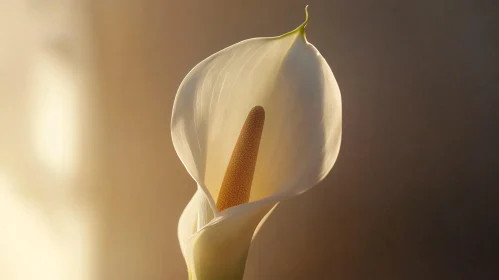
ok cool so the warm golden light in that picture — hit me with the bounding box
[0,1,95,280]
[0,172,62,279]
[30,53,80,177]
[0,171,95,280]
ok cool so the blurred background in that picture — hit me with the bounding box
[1,0,498,279]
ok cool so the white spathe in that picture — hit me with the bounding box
[171,9,342,280]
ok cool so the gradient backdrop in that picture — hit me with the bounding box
[1,0,498,279]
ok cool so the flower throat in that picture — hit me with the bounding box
[216,106,265,211]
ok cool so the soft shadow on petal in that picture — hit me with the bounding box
[172,32,300,206]
[250,36,342,201]
[172,29,341,208]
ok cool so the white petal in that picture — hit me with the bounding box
[171,20,341,205]
[178,189,280,279]
[188,200,277,280]
[178,188,214,260]
[173,9,342,280]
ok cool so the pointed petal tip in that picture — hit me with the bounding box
[297,5,309,39]
[277,6,310,39]
[304,5,310,26]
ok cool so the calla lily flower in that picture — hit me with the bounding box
[171,7,341,280]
